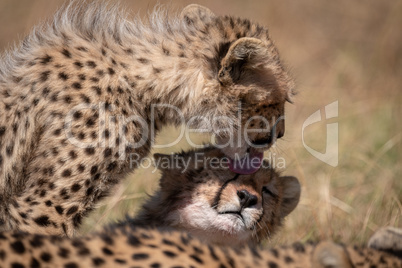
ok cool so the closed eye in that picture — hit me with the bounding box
[262,186,277,198]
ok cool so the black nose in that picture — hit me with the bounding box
[237,190,258,208]
[251,136,272,146]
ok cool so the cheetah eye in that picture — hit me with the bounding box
[262,186,277,198]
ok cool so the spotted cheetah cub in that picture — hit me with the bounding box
[0,1,294,236]
[0,226,401,267]
[128,147,301,246]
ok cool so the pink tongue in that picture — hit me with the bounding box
[228,152,264,175]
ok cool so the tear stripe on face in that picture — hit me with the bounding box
[211,173,240,209]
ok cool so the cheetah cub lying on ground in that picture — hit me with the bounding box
[0,1,294,237]
[127,147,301,246]
[0,148,401,267]
[0,224,400,267]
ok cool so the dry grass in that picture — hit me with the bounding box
[0,0,400,246]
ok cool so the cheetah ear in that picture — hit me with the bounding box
[278,176,301,218]
[181,4,216,27]
[218,37,270,85]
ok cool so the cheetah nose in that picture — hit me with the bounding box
[251,136,272,146]
[237,190,258,208]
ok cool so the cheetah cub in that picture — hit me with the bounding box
[0,226,401,267]
[128,147,301,246]
[0,2,294,236]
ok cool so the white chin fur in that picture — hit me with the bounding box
[173,199,252,245]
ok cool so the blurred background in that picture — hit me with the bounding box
[0,0,400,246]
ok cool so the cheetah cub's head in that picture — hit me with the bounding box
[181,5,295,174]
[137,147,300,246]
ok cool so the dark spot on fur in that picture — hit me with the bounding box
[190,255,203,264]
[86,118,95,127]
[92,257,105,266]
[0,126,5,136]
[78,132,85,140]
[32,98,39,106]
[40,55,53,64]
[62,49,72,58]
[102,247,114,255]
[292,242,305,253]
[72,82,82,90]
[6,144,14,156]
[64,95,72,104]
[11,263,24,268]
[69,150,77,159]
[34,215,50,226]
[86,186,94,196]
[97,69,105,76]
[132,253,149,260]
[108,68,115,75]
[137,58,149,64]
[127,235,141,247]
[74,61,83,69]
[64,263,78,268]
[80,94,91,103]
[163,251,177,258]
[58,247,70,258]
[10,241,25,254]
[40,70,51,82]
[55,206,64,215]
[76,46,88,52]
[62,169,72,177]
[77,164,85,172]
[71,183,81,192]
[90,77,99,83]
[40,252,52,262]
[73,111,82,120]
[29,235,43,247]
[66,206,78,216]
[85,147,95,155]
[268,262,279,268]
[92,86,102,95]
[30,257,40,268]
[90,166,98,175]
[106,162,117,171]
[42,87,50,97]
[153,67,162,74]
[87,61,97,68]
[12,123,18,133]
[284,256,293,263]
[114,259,126,264]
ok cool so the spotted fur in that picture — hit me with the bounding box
[0,225,400,268]
[0,2,294,236]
